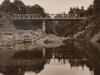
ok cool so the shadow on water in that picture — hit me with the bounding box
[0,41,100,75]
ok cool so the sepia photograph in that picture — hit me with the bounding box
[0,0,99,75]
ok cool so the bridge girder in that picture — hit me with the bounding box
[9,14,87,20]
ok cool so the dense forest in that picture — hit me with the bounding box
[0,0,46,16]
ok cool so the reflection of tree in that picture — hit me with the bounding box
[0,49,47,75]
[0,42,100,75]
[73,41,100,75]
[0,63,45,75]
[45,41,100,75]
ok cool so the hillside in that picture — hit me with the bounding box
[73,18,100,42]
[0,13,17,33]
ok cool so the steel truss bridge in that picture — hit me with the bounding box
[9,14,87,35]
[9,14,87,20]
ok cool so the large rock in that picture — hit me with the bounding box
[91,32,100,42]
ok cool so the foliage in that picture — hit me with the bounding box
[86,5,94,16]
[86,0,100,17]
[0,0,12,13]
[0,0,47,16]
[94,0,100,16]
[68,6,85,17]
[12,0,26,14]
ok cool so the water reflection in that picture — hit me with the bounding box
[0,41,100,75]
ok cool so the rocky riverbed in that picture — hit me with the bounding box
[0,30,67,48]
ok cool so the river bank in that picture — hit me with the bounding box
[0,30,68,48]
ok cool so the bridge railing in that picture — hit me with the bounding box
[9,14,87,20]
[10,14,42,19]
[54,14,78,18]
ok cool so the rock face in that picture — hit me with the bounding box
[91,32,100,42]
[36,34,64,47]
[0,29,65,48]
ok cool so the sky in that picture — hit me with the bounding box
[0,0,94,14]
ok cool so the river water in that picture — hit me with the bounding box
[0,41,100,75]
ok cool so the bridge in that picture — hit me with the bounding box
[10,14,87,20]
[9,14,87,34]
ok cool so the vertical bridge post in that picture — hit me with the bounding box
[42,20,46,34]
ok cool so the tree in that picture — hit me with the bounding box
[12,0,26,14]
[25,6,32,14]
[94,0,100,16]
[0,0,12,13]
[30,4,46,17]
[86,5,94,16]
[80,6,85,17]
[69,7,73,14]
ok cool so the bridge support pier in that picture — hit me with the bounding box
[42,20,46,34]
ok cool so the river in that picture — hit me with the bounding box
[0,41,100,75]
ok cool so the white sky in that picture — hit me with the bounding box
[0,0,94,14]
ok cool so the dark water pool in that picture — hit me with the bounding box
[0,41,100,75]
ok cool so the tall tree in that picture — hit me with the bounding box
[80,6,85,17]
[0,0,12,13]
[12,0,26,14]
[94,0,100,16]
[86,5,94,16]
[30,4,46,17]
[69,7,73,14]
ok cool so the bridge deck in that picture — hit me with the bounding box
[9,14,87,20]
[10,18,87,20]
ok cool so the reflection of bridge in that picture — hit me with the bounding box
[0,42,100,75]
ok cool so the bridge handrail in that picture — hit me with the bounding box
[10,14,87,20]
